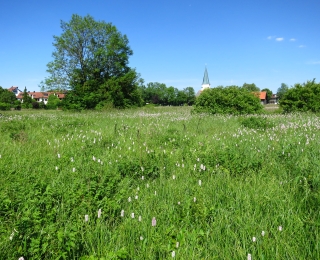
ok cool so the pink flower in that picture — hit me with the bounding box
[152,217,156,226]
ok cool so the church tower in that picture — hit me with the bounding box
[201,67,210,91]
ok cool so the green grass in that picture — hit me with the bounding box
[0,107,319,259]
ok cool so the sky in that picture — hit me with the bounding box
[0,0,319,94]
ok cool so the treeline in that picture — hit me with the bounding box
[139,83,195,106]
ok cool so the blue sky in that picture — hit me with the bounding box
[0,0,319,94]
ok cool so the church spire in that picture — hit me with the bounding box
[202,67,210,85]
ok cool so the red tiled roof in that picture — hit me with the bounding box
[8,86,18,92]
[260,91,267,100]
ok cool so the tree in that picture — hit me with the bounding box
[183,87,196,105]
[22,87,32,108]
[261,88,273,103]
[46,94,61,109]
[280,79,320,112]
[42,14,142,109]
[0,86,16,104]
[194,86,263,115]
[277,83,289,100]
[242,83,260,92]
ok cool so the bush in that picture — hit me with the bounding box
[0,102,11,111]
[280,79,320,113]
[194,86,263,115]
[240,116,274,130]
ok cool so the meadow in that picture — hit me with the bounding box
[0,107,319,259]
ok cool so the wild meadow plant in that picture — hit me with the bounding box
[0,108,319,259]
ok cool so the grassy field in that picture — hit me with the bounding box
[0,107,319,259]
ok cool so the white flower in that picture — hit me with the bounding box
[178,201,180,205]
[18,257,25,260]
[85,215,89,222]
[135,195,138,200]
[193,197,197,202]
[154,191,157,195]
[278,226,283,231]
[55,166,58,171]
[171,251,176,257]
[247,254,252,260]
[128,197,132,202]
[138,215,142,222]
[198,180,202,186]
[121,210,124,217]
[140,236,143,241]
[252,237,256,242]
[98,209,102,218]
[57,153,60,158]
[72,168,76,172]
[131,213,135,218]
[141,176,144,180]
[176,242,179,248]
[261,231,265,236]
[172,175,176,180]
[9,232,14,240]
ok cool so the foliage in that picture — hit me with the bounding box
[277,83,289,100]
[139,82,196,106]
[42,14,143,109]
[280,79,320,112]
[0,87,16,106]
[261,88,273,103]
[240,116,275,130]
[0,108,319,259]
[22,87,33,108]
[0,102,11,110]
[194,86,263,115]
[242,83,260,92]
[46,94,61,109]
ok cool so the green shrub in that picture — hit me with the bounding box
[0,102,11,110]
[194,86,263,115]
[240,116,274,130]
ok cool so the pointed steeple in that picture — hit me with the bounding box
[202,67,210,85]
[201,66,210,91]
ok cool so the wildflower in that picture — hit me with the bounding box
[55,166,58,171]
[121,210,124,217]
[131,213,135,218]
[135,195,138,200]
[152,217,156,226]
[176,242,179,248]
[128,197,132,202]
[72,168,76,172]
[141,176,145,180]
[198,180,202,186]
[261,231,265,236]
[93,156,96,161]
[193,197,197,202]
[57,153,60,158]
[138,215,142,222]
[98,209,102,218]
[9,232,14,240]
[247,254,252,260]
[278,226,283,231]
[172,251,175,257]
[252,237,256,242]
[178,201,180,205]
[85,215,89,222]
[146,183,149,188]
[173,175,176,180]
[70,157,74,162]
[18,257,25,260]
[140,236,143,241]
[154,191,157,195]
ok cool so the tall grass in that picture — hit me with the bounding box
[0,107,319,259]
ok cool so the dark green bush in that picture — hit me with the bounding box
[194,86,263,115]
[240,116,274,130]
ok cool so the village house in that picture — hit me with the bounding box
[8,87,66,104]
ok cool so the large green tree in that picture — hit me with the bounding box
[242,83,260,92]
[0,86,17,110]
[261,88,273,103]
[42,14,142,109]
[277,83,289,100]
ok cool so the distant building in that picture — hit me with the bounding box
[8,86,22,96]
[196,67,211,96]
[269,94,279,104]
